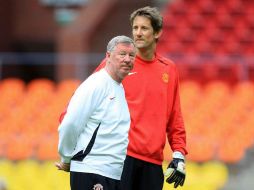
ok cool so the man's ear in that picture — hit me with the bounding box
[155,30,162,41]
[106,52,110,59]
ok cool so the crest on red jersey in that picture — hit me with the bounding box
[162,73,169,83]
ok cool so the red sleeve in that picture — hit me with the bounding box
[59,58,107,124]
[167,66,188,155]
[59,108,67,123]
[93,58,106,72]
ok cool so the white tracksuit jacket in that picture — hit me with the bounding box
[58,69,130,180]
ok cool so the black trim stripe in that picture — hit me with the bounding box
[71,123,101,161]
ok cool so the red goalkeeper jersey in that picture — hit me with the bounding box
[95,54,187,165]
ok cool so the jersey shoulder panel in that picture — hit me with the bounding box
[157,54,175,66]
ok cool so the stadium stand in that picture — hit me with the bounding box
[0,78,253,189]
[157,0,254,83]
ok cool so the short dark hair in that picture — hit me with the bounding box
[130,6,163,33]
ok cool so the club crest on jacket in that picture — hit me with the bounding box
[93,183,103,190]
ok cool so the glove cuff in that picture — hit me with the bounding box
[172,151,185,160]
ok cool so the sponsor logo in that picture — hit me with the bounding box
[109,96,115,100]
[93,183,103,190]
[128,71,137,75]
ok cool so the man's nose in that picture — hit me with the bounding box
[124,55,131,62]
[124,55,134,64]
[135,28,142,36]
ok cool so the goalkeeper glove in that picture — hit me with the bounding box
[164,151,186,188]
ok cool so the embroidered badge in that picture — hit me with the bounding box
[93,183,103,190]
[162,73,169,83]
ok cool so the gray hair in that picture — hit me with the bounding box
[107,35,135,53]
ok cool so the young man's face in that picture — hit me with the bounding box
[107,43,136,82]
[132,16,161,50]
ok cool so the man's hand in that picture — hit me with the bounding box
[164,152,186,188]
[55,162,70,172]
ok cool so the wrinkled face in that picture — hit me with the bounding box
[107,43,136,82]
[132,16,161,50]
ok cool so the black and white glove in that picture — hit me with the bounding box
[164,151,186,188]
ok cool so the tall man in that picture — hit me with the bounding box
[95,6,187,190]
[56,35,136,190]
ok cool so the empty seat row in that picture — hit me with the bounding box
[0,78,254,163]
[159,0,254,56]
[0,159,228,190]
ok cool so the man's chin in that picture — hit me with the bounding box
[135,41,145,47]
[136,44,147,50]
[121,71,131,77]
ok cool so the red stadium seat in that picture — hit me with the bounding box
[36,134,59,160]
[5,134,35,160]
